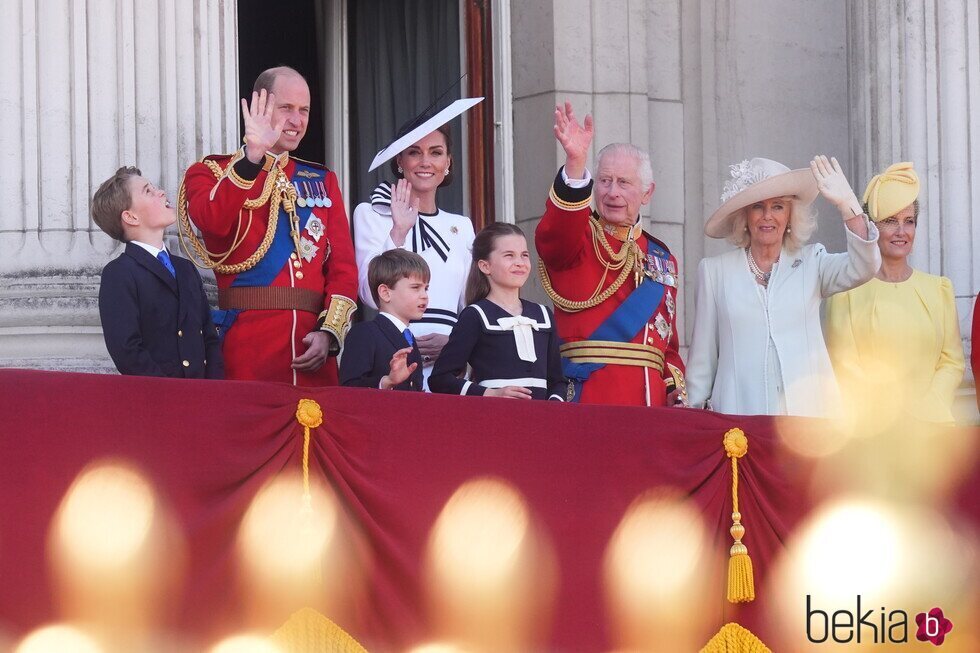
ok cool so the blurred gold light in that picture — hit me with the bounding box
[238,473,368,632]
[405,643,472,653]
[424,477,554,653]
[208,634,284,653]
[797,500,902,601]
[603,491,710,652]
[14,624,104,653]
[53,462,155,570]
[769,497,980,650]
[428,477,529,590]
[238,473,337,582]
[48,461,184,646]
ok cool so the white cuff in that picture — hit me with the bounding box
[561,167,592,188]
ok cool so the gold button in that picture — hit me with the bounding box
[182,360,190,367]
[290,253,298,260]
[293,260,301,268]
[295,270,304,280]
[647,337,654,344]
[177,330,183,337]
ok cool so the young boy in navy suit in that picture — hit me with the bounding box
[340,250,428,391]
[93,166,223,378]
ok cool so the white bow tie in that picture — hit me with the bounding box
[496,315,539,363]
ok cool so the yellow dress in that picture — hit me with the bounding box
[824,270,964,423]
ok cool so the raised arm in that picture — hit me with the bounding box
[535,102,596,271]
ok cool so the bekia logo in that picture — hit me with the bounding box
[915,608,953,646]
[806,596,953,646]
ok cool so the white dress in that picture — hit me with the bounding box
[685,223,880,418]
[352,184,475,385]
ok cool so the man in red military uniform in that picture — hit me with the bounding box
[180,67,357,386]
[535,102,686,407]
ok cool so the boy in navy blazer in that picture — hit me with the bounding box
[340,250,428,391]
[93,166,223,378]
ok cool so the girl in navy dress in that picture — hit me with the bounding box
[430,223,568,400]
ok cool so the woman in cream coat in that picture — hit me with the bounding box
[686,156,881,417]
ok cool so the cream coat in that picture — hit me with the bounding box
[686,225,880,418]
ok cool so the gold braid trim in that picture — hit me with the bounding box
[177,154,298,274]
[318,295,358,350]
[538,216,644,313]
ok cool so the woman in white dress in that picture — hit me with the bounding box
[686,156,881,417]
[353,101,480,384]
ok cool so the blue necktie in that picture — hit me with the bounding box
[403,328,414,346]
[157,250,176,278]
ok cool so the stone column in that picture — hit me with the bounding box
[0,0,239,371]
[848,0,980,416]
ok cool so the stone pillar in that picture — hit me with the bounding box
[0,0,239,371]
[847,0,980,416]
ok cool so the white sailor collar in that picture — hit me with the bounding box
[469,299,552,332]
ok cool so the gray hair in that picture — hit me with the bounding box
[596,143,654,188]
[727,197,817,251]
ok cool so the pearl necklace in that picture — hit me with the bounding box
[746,248,778,287]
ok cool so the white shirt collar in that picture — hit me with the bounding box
[379,312,410,333]
[131,240,166,258]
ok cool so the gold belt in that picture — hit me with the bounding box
[218,287,324,314]
[559,339,664,372]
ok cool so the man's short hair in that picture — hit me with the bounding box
[253,66,305,95]
[91,166,141,242]
[368,249,431,306]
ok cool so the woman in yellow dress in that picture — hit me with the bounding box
[825,162,965,424]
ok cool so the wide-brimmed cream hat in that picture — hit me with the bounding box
[704,158,819,238]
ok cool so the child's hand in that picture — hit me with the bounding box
[484,386,534,399]
[381,347,417,389]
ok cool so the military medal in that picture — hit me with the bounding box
[654,313,671,341]
[299,236,318,263]
[666,291,675,318]
[319,181,332,208]
[293,182,307,208]
[306,215,324,243]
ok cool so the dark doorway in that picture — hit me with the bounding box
[347,0,463,215]
[237,0,325,165]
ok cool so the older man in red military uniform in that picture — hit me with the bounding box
[180,67,357,386]
[535,102,686,407]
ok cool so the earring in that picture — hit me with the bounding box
[786,224,792,233]
[397,166,403,174]
[445,165,450,175]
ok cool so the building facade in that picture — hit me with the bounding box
[3,0,978,418]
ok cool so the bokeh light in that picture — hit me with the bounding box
[14,624,103,653]
[603,490,711,652]
[208,634,284,653]
[424,477,555,653]
[769,497,979,650]
[47,460,184,645]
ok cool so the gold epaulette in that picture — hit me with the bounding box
[317,295,357,351]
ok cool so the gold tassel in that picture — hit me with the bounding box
[724,428,755,603]
[295,399,323,513]
[699,622,772,653]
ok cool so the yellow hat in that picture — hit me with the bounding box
[862,162,920,222]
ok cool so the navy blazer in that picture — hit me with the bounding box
[339,314,423,391]
[98,242,223,378]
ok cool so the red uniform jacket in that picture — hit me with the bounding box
[535,169,685,406]
[182,150,358,386]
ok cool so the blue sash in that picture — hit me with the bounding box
[212,161,320,340]
[562,238,668,402]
